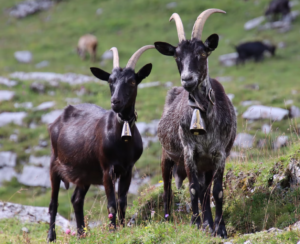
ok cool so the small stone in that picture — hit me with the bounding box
[0,90,15,102]
[38,140,48,148]
[14,51,32,63]
[219,53,238,67]
[101,50,113,60]
[9,134,18,142]
[35,101,55,111]
[166,2,177,9]
[242,105,289,121]
[35,60,49,68]
[233,133,254,149]
[274,136,288,149]
[96,8,103,15]
[262,124,271,134]
[0,77,17,87]
[227,94,234,102]
[14,102,33,109]
[290,105,300,118]
[0,112,27,127]
[244,16,265,30]
[244,84,259,90]
[30,82,45,93]
[21,227,29,233]
[41,110,63,124]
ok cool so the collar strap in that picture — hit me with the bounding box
[116,111,137,128]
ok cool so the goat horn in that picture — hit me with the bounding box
[110,47,120,69]
[191,9,226,40]
[126,45,155,69]
[169,13,186,43]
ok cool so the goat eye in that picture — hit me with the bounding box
[207,51,211,55]
[201,52,206,57]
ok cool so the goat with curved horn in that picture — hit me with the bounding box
[110,47,120,68]
[126,45,155,69]
[169,13,186,42]
[154,8,235,239]
[191,8,226,40]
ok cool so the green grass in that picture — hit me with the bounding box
[1,0,300,242]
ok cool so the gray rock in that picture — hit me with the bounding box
[136,120,159,135]
[229,151,246,160]
[10,72,102,85]
[242,105,289,121]
[0,90,15,101]
[216,76,232,82]
[101,50,113,60]
[244,240,252,244]
[240,100,260,107]
[227,94,234,102]
[274,136,288,149]
[35,101,55,110]
[287,159,300,188]
[0,152,17,167]
[96,8,103,15]
[224,242,233,244]
[14,51,32,63]
[0,167,17,185]
[9,134,18,142]
[139,81,160,89]
[166,2,177,9]
[164,81,173,88]
[65,97,81,104]
[290,105,300,118]
[21,227,29,233]
[0,202,70,231]
[18,165,51,187]
[244,16,265,30]
[38,140,48,147]
[219,53,238,67]
[9,0,53,18]
[14,102,33,109]
[29,155,51,168]
[35,60,49,68]
[233,133,254,149]
[262,124,271,134]
[244,84,259,90]
[0,112,27,127]
[0,77,17,87]
[284,99,293,105]
[30,82,45,93]
[142,136,158,148]
[41,110,62,124]
[277,42,286,49]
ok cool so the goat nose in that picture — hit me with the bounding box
[111,98,120,104]
[181,75,193,82]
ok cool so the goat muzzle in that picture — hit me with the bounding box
[190,109,206,135]
[121,121,132,142]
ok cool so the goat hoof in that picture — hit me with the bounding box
[214,224,227,239]
[47,231,56,242]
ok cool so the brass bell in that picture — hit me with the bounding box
[121,121,132,142]
[190,109,206,135]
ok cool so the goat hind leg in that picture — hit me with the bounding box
[71,185,90,237]
[47,172,61,242]
[162,150,174,220]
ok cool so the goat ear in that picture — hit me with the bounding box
[154,42,176,56]
[136,63,152,84]
[90,67,110,81]
[204,34,219,51]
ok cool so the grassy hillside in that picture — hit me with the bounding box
[1,0,300,242]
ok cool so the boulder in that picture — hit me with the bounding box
[273,136,288,149]
[41,110,63,124]
[136,120,159,136]
[0,167,17,185]
[17,165,51,188]
[0,112,27,127]
[101,50,113,60]
[30,82,45,93]
[35,101,55,110]
[0,77,17,87]
[0,90,15,101]
[242,105,289,121]
[14,51,32,63]
[14,102,33,109]
[290,105,300,118]
[233,133,254,149]
[29,155,51,168]
[9,0,53,18]
[262,124,271,134]
[244,16,265,30]
[0,151,17,167]
[219,53,238,67]
[0,202,70,231]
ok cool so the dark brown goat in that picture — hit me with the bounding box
[47,45,154,242]
[154,9,236,238]
[265,0,290,19]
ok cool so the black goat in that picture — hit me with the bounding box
[265,0,290,19]
[47,45,154,242]
[235,41,276,65]
[154,9,236,238]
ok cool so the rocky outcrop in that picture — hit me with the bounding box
[242,105,289,121]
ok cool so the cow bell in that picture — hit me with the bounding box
[121,121,132,142]
[190,109,206,135]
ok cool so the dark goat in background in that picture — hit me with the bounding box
[265,0,290,19]
[235,41,276,65]
[154,9,236,238]
[47,45,154,242]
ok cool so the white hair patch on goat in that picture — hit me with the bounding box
[218,191,223,199]
[191,188,196,195]
[109,207,115,214]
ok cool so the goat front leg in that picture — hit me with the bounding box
[213,167,227,238]
[117,169,132,226]
[184,149,201,228]
[161,149,174,220]
[71,185,90,237]
[103,169,117,230]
